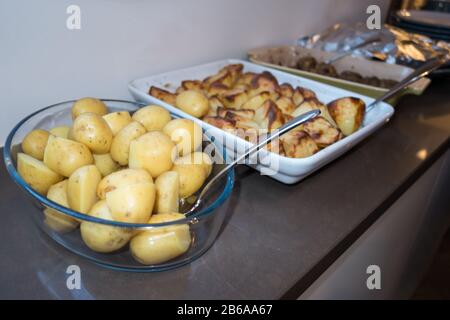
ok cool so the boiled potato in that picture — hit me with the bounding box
[67,165,101,214]
[155,171,179,214]
[129,131,176,178]
[110,121,146,166]
[102,111,132,136]
[17,153,63,195]
[162,119,202,156]
[72,112,113,154]
[175,90,209,118]
[44,135,93,177]
[131,105,171,131]
[80,200,132,253]
[327,97,365,136]
[175,152,212,177]
[97,168,152,200]
[130,213,191,265]
[22,129,50,160]
[44,180,79,232]
[106,182,155,223]
[49,126,71,139]
[172,159,207,198]
[93,153,120,177]
[71,97,108,120]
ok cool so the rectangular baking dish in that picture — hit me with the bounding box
[248,46,430,105]
[128,59,394,184]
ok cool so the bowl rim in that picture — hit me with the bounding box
[3,99,235,228]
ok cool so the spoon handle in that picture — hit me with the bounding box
[185,109,321,215]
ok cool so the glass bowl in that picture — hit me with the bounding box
[3,99,234,272]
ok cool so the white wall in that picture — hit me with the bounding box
[0,0,389,143]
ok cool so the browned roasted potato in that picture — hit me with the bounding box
[219,63,244,84]
[203,116,236,133]
[278,83,294,98]
[149,86,177,105]
[206,96,224,117]
[327,97,365,136]
[203,70,233,90]
[217,107,255,120]
[282,130,319,158]
[302,117,342,147]
[207,82,229,98]
[293,86,316,106]
[275,96,296,115]
[248,71,279,97]
[291,98,337,128]
[254,100,284,131]
[220,89,248,109]
[241,91,271,110]
[179,80,203,92]
[236,72,257,86]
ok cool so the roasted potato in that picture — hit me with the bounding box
[202,116,236,133]
[217,107,255,120]
[303,117,342,147]
[149,86,177,105]
[67,165,102,214]
[97,168,152,200]
[248,71,279,97]
[291,98,337,128]
[44,180,79,233]
[293,86,316,106]
[49,126,71,139]
[220,88,248,109]
[102,111,132,136]
[241,91,271,110]
[279,83,294,98]
[327,97,365,136]
[275,96,296,115]
[106,182,155,223]
[110,121,146,166]
[179,80,203,92]
[219,63,243,84]
[206,82,229,98]
[132,105,171,132]
[80,200,132,253]
[155,171,179,214]
[254,100,284,131]
[43,135,93,177]
[282,130,319,158]
[71,97,108,120]
[162,119,202,156]
[207,96,224,117]
[22,129,50,160]
[176,90,210,118]
[72,112,113,154]
[203,70,233,90]
[129,131,176,178]
[93,153,120,177]
[130,213,191,265]
[17,152,63,195]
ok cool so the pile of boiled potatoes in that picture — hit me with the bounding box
[17,97,213,265]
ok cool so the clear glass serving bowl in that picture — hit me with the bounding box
[3,99,234,272]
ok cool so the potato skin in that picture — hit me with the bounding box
[97,168,152,200]
[93,153,120,177]
[129,131,176,178]
[162,119,202,156]
[155,171,179,214]
[175,152,212,178]
[110,121,146,166]
[282,130,319,158]
[172,157,207,198]
[132,105,171,131]
[102,111,132,136]
[175,90,209,118]
[44,180,79,233]
[302,117,342,147]
[17,152,63,195]
[49,126,71,139]
[72,112,113,154]
[80,200,132,253]
[67,165,102,214]
[71,98,108,120]
[44,135,93,177]
[130,213,191,265]
[327,97,365,136]
[22,129,50,160]
[106,182,155,223]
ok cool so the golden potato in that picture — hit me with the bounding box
[276,97,296,115]
[71,97,108,120]
[44,135,93,177]
[303,117,342,147]
[130,213,191,265]
[17,153,63,195]
[279,83,294,98]
[44,180,79,233]
[110,121,146,166]
[172,158,207,198]
[207,96,224,117]
[97,168,152,200]
[254,100,284,131]
[67,165,101,214]
[102,111,132,136]
[22,129,50,161]
[248,71,279,97]
[106,182,155,223]
[131,105,171,131]
[162,119,202,156]
[220,89,248,109]
[293,87,316,106]
[80,200,132,253]
[175,90,209,118]
[129,131,176,178]
[72,112,113,154]
[93,153,120,177]
[179,80,203,92]
[281,130,319,158]
[149,86,177,105]
[291,98,337,128]
[206,82,229,98]
[49,126,71,139]
[327,97,366,136]
[241,91,271,110]
[155,171,179,214]
[175,152,212,178]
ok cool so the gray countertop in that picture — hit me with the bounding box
[1,80,450,299]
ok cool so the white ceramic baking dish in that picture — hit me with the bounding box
[128,59,394,184]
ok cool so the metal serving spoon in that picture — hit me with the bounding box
[366,56,447,112]
[184,109,321,216]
